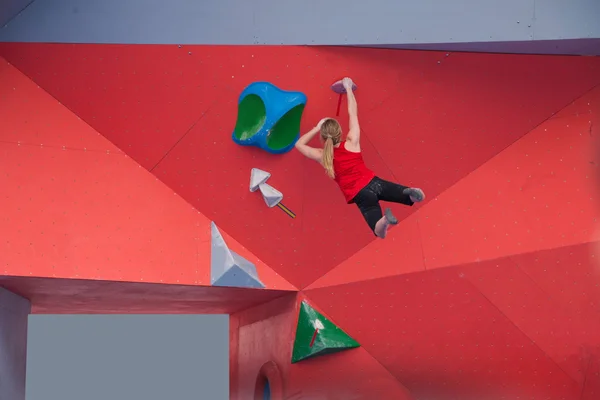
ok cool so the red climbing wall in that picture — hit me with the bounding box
[0,56,293,312]
[306,264,589,399]
[2,43,599,290]
[0,275,291,314]
[311,85,600,288]
[1,41,600,399]
[305,86,600,399]
[230,293,413,400]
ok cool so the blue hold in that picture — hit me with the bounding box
[232,82,307,155]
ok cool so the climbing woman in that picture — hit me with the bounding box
[294,77,425,238]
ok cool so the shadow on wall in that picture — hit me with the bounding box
[254,361,282,400]
[363,38,600,56]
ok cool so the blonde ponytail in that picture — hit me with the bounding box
[319,118,342,179]
[322,137,335,179]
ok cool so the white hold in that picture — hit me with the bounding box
[313,319,325,330]
[249,168,271,192]
[259,183,283,208]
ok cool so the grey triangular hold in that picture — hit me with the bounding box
[210,222,265,289]
[213,264,264,289]
[211,222,235,280]
[250,168,271,192]
[259,183,283,208]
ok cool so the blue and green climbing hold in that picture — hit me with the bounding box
[232,82,307,154]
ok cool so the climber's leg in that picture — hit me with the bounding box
[353,186,398,238]
[370,176,425,205]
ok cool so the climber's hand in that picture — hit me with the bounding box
[342,77,354,90]
[317,118,328,130]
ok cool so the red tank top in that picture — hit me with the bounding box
[333,143,375,203]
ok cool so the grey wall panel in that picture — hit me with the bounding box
[0,0,33,28]
[255,0,533,44]
[0,287,31,400]
[0,0,597,54]
[251,0,534,45]
[26,315,229,400]
[0,0,257,44]
[533,0,600,40]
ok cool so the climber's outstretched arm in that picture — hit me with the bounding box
[344,79,360,148]
[295,125,323,162]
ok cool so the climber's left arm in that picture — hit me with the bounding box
[295,125,323,162]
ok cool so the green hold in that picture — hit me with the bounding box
[291,300,360,364]
[233,93,305,151]
[233,94,266,142]
[266,103,305,151]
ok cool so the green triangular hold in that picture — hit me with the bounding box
[291,300,360,363]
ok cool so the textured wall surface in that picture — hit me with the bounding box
[0,287,30,400]
[0,0,599,54]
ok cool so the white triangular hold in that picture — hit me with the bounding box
[250,168,271,192]
[210,222,264,288]
[259,183,283,208]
